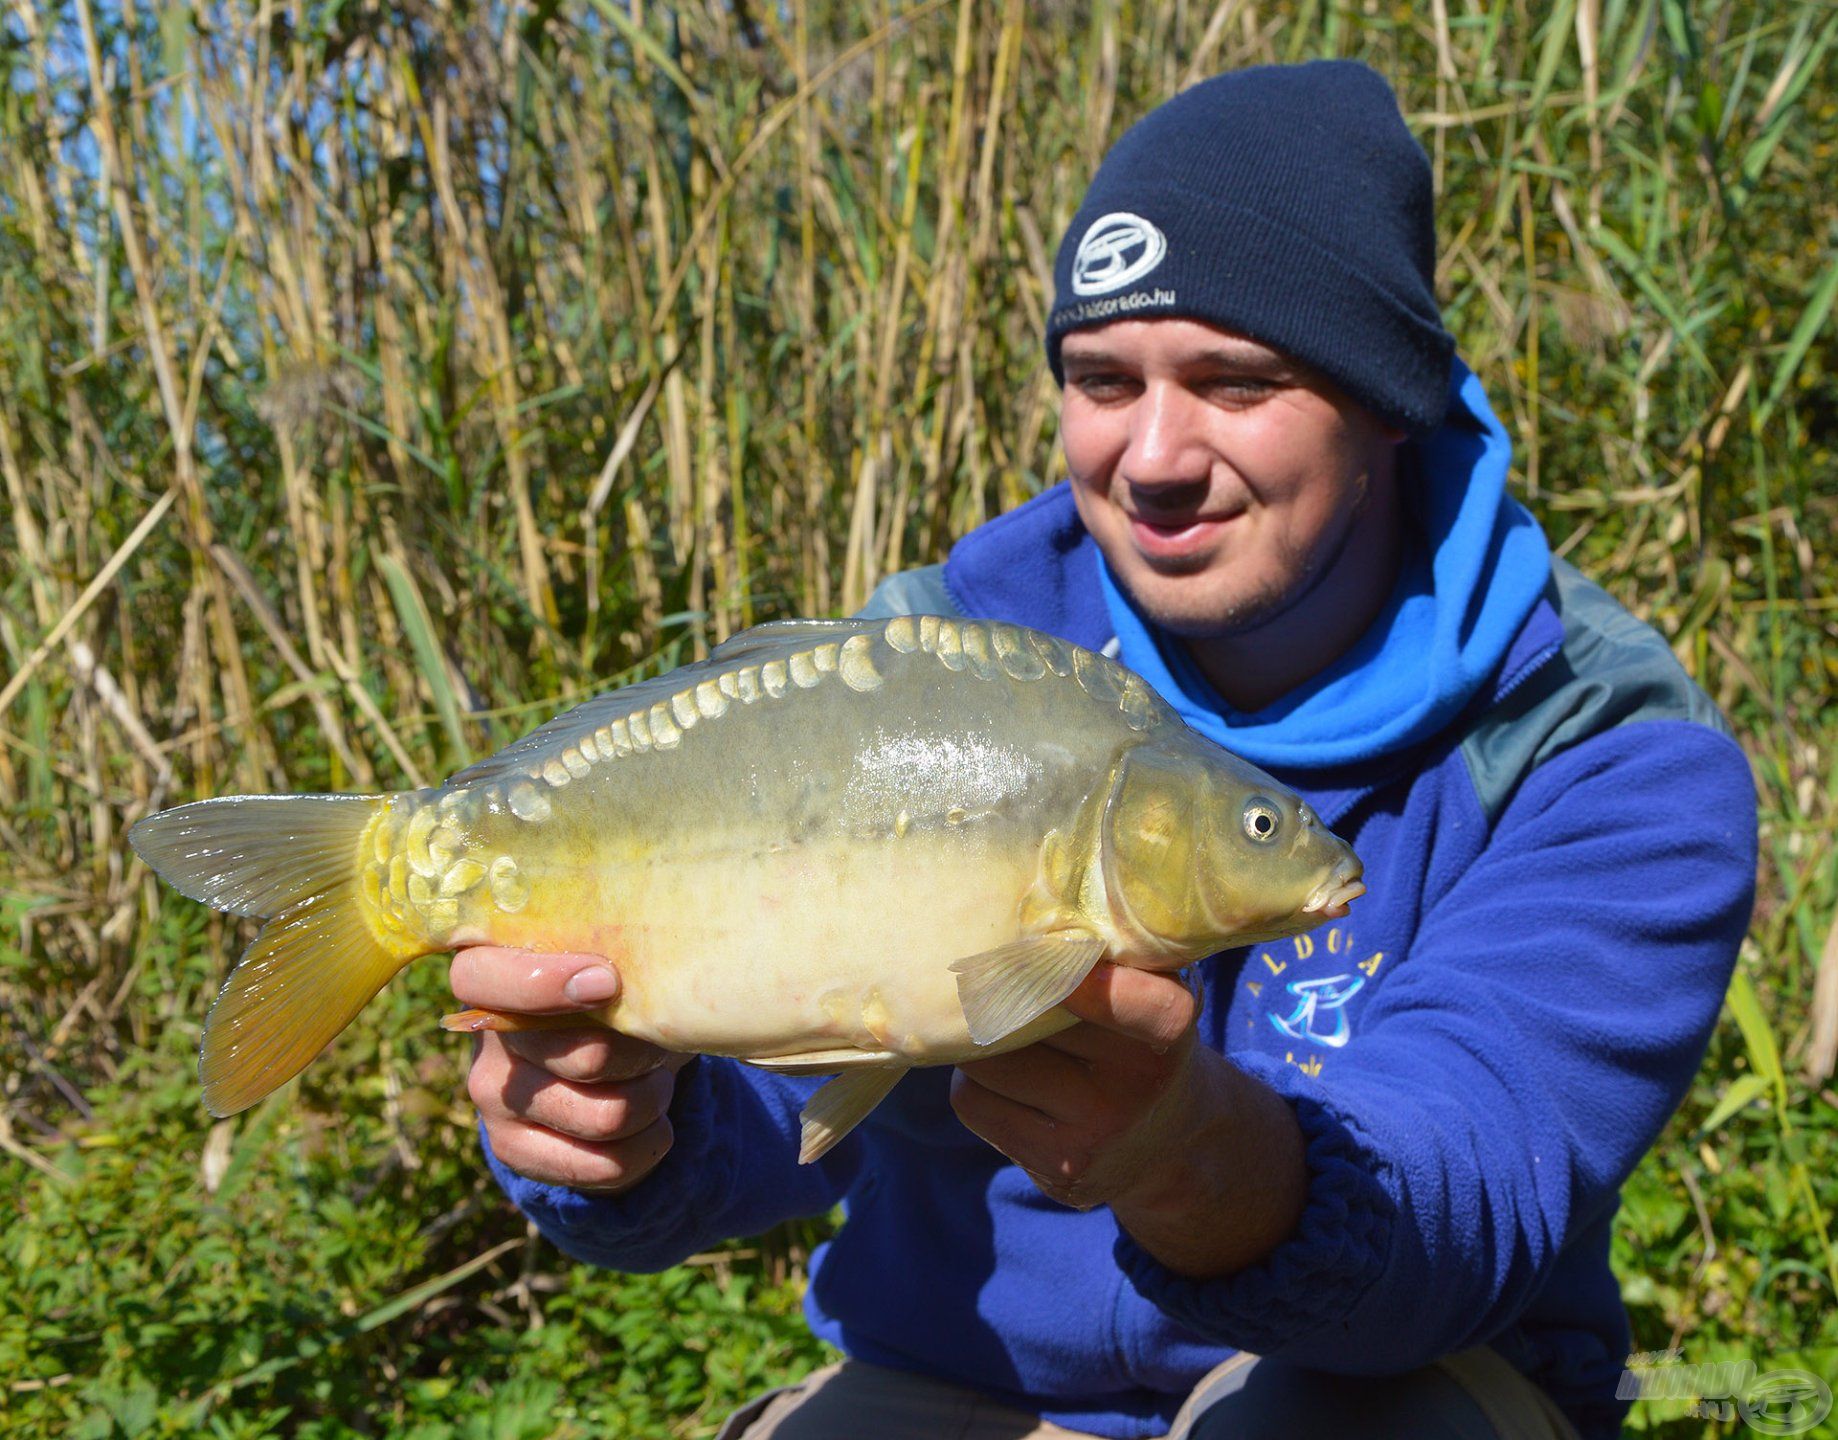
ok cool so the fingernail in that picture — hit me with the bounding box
[564,965,618,1004]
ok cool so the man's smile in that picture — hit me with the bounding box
[1120,483,1248,562]
[1127,512,1239,561]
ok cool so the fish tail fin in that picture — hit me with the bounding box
[130,795,424,1116]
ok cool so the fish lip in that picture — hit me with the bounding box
[1304,860,1366,919]
[1309,878,1366,920]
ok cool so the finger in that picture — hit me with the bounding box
[450,946,622,1015]
[1034,1021,1183,1076]
[1060,963,1198,1052]
[465,1032,653,1129]
[484,1113,675,1194]
[1035,1019,1152,1066]
[949,1070,1088,1186]
[950,1065,1059,1138]
[474,1046,676,1143]
[955,1043,1098,1124]
[502,1027,676,1084]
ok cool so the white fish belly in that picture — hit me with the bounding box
[582,836,1046,1065]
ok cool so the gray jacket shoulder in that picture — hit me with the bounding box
[856,564,961,619]
[1461,556,1735,822]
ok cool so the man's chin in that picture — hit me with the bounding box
[1130,546,1217,578]
[1118,565,1293,640]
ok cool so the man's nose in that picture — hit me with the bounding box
[1119,381,1210,489]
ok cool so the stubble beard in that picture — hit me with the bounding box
[1138,498,1365,642]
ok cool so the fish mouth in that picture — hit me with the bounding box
[1304,860,1366,920]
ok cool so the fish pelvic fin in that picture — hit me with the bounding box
[438,1008,603,1034]
[798,1065,909,1164]
[949,931,1107,1047]
[130,794,426,1117]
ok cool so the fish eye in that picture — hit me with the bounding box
[1242,798,1281,844]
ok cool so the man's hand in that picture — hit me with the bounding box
[452,947,692,1195]
[950,962,1309,1279]
[951,962,1203,1209]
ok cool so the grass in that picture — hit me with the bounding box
[1,0,1835,1435]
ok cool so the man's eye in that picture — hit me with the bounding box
[1203,376,1273,400]
[1075,374,1136,400]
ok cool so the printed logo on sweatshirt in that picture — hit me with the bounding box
[1243,925,1388,1071]
[1271,973,1365,1049]
[1070,211,1168,295]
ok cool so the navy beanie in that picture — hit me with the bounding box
[1046,61,1455,434]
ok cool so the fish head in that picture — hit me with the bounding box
[1099,739,1364,967]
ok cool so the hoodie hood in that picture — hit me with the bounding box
[947,358,1551,772]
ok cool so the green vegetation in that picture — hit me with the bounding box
[2,1,1833,1434]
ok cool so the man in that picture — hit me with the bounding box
[454,62,1757,1438]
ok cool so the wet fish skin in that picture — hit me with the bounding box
[129,615,1363,1158]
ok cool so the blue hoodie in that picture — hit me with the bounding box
[483,370,1757,1438]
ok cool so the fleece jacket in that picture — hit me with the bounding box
[482,376,1757,1438]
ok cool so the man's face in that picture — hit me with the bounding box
[1059,318,1404,639]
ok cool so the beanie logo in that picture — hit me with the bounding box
[1071,212,1168,296]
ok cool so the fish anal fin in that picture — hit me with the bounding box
[797,1066,908,1164]
[949,932,1107,1047]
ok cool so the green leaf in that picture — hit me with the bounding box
[377,553,473,766]
[579,0,706,115]
[1529,0,1581,113]
[1697,1071,1772,1137]
[1755,248,1838,432]
[1593,224,1717,376]
[1725,967,1789,1120]
[1731,14,1838,208]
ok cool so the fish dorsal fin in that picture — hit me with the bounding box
[446,619,883,792]
[705,618,867,666]
[444,666,699,790]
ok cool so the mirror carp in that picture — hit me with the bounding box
[130,616,1363,1162]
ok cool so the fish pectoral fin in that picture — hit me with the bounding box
[798,1066,909,1164]
[949,931,1108,1047]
